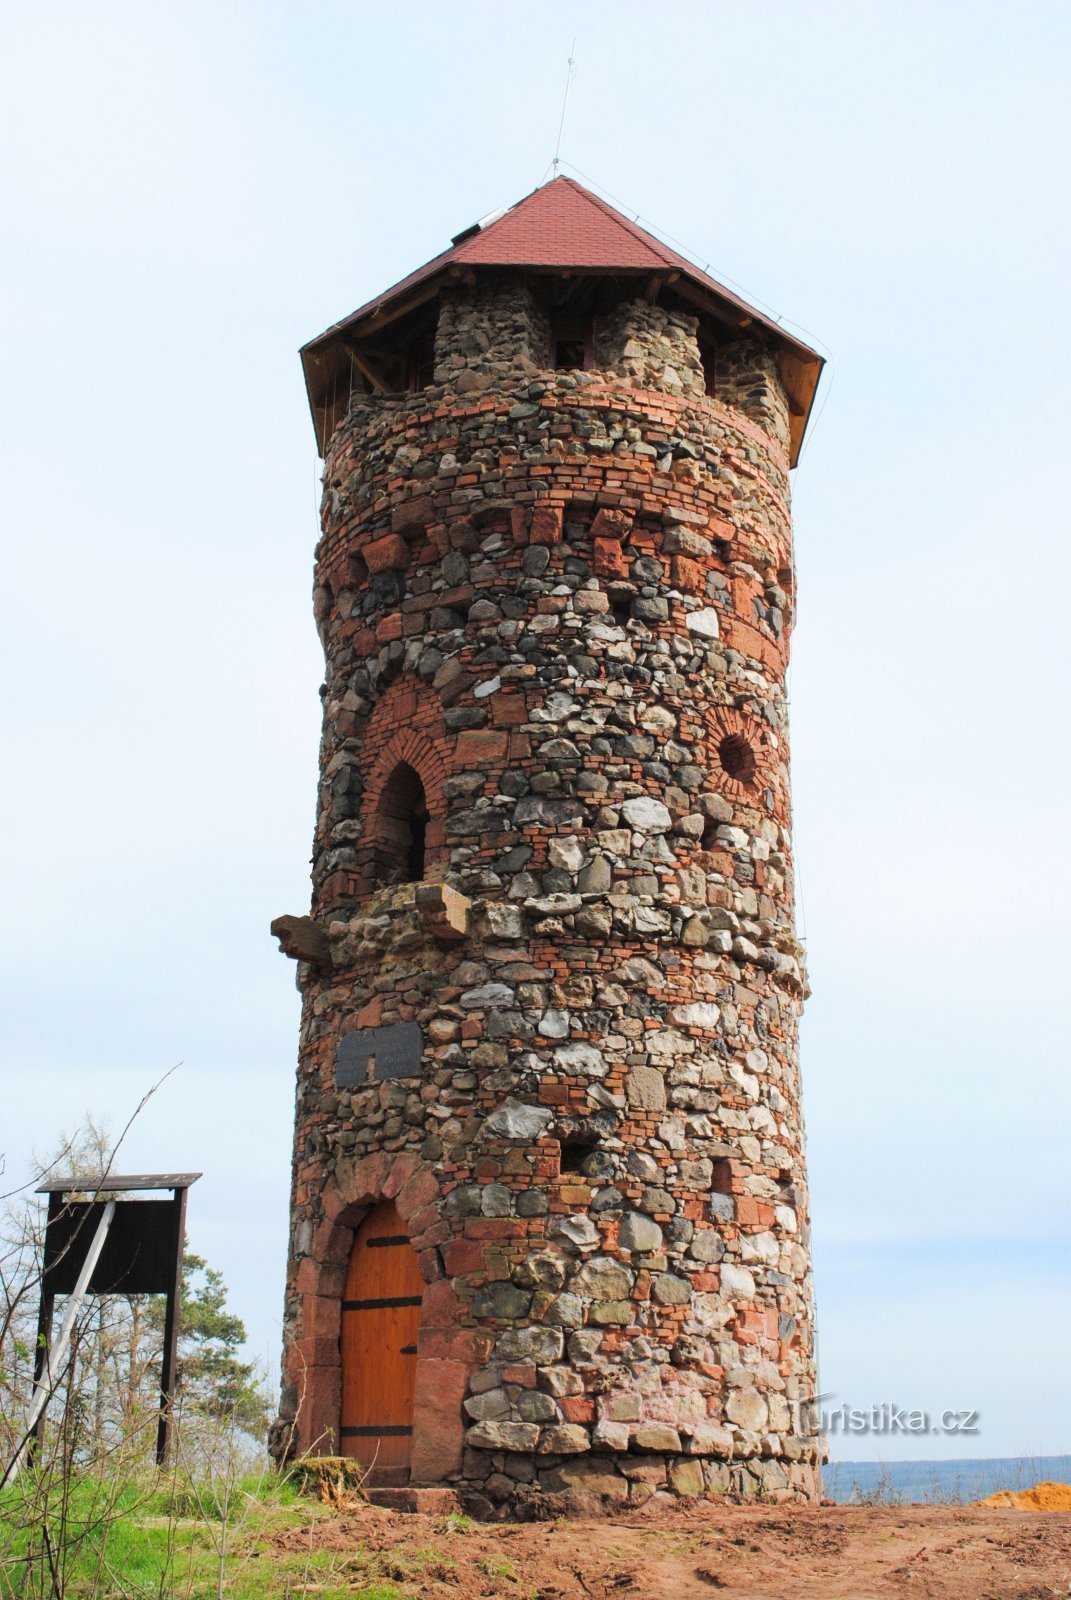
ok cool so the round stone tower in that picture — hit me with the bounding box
[272,177,825,1509]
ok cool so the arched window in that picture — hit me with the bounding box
[374,761,429,885]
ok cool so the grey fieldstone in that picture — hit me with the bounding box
[726,1389,769,1431]
[685,607,720,639]
[515,1389,559,1421]
[572,1257,633,1300]
[618,1212,663,1253]
[588,1300,632,1325]
[467,1420,541,1451]
[464,1387,510,1421]
[634,1425,682,1452]
[461,982,515,1009]
[496,1326,564,1365]
[689,1229,725,1263]
[549,1214,599,1249]
[542,1292,584,1327]
[514,1252,567,1291]
[485,1098,553,1139]
[471,1282,531,1319]
[720,1263,756,1299]
[626,1065,666,1111]
[577,855,612,893]
[651,1273,691,1306]
[620,797,672,833]
[554,1041,606,1077]
[593,1420,630,1451]
[538,1424,590,1454]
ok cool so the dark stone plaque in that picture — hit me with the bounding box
[336,1021,423,1087]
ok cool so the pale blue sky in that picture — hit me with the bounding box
[2,0,1068,1462]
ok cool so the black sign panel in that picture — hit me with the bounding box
[42,1198,183,1296]
[336,1021,423,1088]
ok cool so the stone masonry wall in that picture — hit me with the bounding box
[594,297,707,401]
[278,281,820,1511]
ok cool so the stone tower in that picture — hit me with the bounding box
[273,178,825,1509]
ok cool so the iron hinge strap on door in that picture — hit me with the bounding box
[342,1295,423,1310]
[340,1425,413,1437]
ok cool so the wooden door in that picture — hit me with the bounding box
[340,1200,423,1475]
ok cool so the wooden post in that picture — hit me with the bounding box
[7,1197,116,1485]
[155,1185,188,1466]
[26,1193,59,1464]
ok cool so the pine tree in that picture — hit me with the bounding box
[167,1252,269,1440]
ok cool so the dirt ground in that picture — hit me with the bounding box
[269,1497,1071,1599]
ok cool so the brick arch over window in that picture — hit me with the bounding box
[703,706,782,813]
[357,681,450,896]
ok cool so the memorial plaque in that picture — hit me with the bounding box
[336,1021,423,1087]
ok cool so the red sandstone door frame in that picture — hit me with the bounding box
[288,1152,478,1482]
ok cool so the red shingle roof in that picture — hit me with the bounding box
[454,177,684,271]
[313,178,812,351]
[302,177,823,462]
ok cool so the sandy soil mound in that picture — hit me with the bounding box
[266,1497,1071,1598]
[976,1479,1071,1511]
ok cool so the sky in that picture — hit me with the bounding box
[2,0,1069,1464]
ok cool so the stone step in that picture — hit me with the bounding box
[364,1486,463,1516]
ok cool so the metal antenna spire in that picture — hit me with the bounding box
[552,40,577,175]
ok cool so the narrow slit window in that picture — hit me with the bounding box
[711,1159,733,1196]
[609,592,632,628]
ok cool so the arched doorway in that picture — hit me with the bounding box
[340,1200,423,1477]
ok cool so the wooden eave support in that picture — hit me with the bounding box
[357,281,440,338]
[346,343,391,395]
[554,272,588,307]
[643,269,679,304]
[671,275,759,330]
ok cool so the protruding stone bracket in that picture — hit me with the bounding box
[470,497,513,530]
[415,883,471,943]
[271,915,331,969]
[590,507,633,542]
[391,495,436,542]
[364,533,409,574]
[530,503,563,547]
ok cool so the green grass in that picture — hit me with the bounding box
[0,1471,409,1599]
